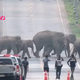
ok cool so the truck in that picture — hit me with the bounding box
[0,56,21,80]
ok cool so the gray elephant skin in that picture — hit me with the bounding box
[43,34,76,57]
[33,30,66,58]
[17,40,34,59]
[7,40,34,59]
[0,36,22,54]
[72,40,80,58]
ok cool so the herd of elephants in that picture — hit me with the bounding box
[0,30,80,59]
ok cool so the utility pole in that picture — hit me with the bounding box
[75,0,78,24]
[73,0,76,14]
[74,0,78,24]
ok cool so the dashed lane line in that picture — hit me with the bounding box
[56,0,67,34]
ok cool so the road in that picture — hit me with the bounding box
[0,0,80,80]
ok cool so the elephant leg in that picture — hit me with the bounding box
[53,42,61,57]
[46,47,53,57]
[25,49,31,58]
[43,45,53,57]
[34,45,43,58]
[22,51,25,59]
[34,50,40,58]
[74,52,77,56]
[71,47,76,56]
[64,49,67,57]
[7,48,11,54]
[51,49,56,55]
[11,44,18,55]
[66,44,70,57]
[43,46,49,57]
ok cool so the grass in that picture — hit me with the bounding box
[63,0,80,39]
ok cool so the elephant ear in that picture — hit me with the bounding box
[14,36,22,47]
[67,34,76,43]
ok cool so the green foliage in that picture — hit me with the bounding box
[63,0,80,38]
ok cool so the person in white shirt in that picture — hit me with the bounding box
[55,55,64,79]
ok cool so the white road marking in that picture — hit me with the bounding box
[57,0,67,34]
[57,0,80,69]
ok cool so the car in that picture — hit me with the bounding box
[0,56,18,80]
[3,54,24,80]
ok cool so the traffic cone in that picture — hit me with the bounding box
[44,70,48,80]
[67,71,70,80]
[20,76,22,80]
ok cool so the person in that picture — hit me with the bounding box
[43,55,50,79]
[67,54,77,78]
[55,55,64,79]
[22,57,29,79]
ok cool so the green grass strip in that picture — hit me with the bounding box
[63,0,80,39]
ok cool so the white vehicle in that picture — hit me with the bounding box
[0,57,19,80]
[4,54,24,79]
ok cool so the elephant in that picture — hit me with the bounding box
[7,40,34,59]
[33,30,66,58]
[71,39,80,58]
[43,33,76,57]
[0,36,22,55]
[17,40,34,59]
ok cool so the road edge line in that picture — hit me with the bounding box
[57,0,80,69]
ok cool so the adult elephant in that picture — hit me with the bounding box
[43,34,76,57]
[0,36,22,54]
[33,30,66,58]
[71,39,80,58]
[7,40,34,59]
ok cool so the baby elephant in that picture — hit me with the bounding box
[7,40,34,59]
[18,40,34,59]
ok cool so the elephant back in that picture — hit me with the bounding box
[0,36,22,46]
[33,30,64,45]
[33,31,54,45]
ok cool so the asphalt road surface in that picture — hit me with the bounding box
[0,0,80,80]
